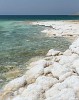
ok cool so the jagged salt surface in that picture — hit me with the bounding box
[1,38,79,100]
[32,21,79,37]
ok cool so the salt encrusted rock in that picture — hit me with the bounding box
[62,75,79,92]
[63,49,72,56]
[29,59,46,67]
[18,87,25,95]
[51,62,71,80]
[72,59,79,74]
[45,75,79,99]
[54,55,62,62]
[45,88,76,100]
[3,75,26,91]
[45,83,64,98]
[13,83,44,100]
[46,49,61,56]
[12,96,27,100]
[44,65,53,75]
[69,38,79,54]
[29,59,51,68]
[55,75,79,92]
[20,83,44,100]
[33,21,79,37]
[59,72,73,81]
[59,54,78,65]
[25,64,44,84]
[36,76,58,90]
[44,56,53,60]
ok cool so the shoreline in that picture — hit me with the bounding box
[1,20,79,100]
[32,20,79,40]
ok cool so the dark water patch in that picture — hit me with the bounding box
[0,15,79,21]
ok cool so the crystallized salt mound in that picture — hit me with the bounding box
[19,83,44,100]
[72,59,79,74]
[36,76,58,90]
[25,64,44,84]
[59,54,78,65]
[3,75,26,91]
[32,21,79,37]
[63,49,72,56]
[45,88,76,100]
[29,60,47,67]
[46,49,61,56]
[69,38,79,54]
[29,59,52,68]
[45,75,79,100]
[50,62,72,80]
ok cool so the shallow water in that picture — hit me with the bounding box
[0,21,71,66]
[0,20,71,88]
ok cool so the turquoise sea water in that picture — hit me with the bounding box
[0,20,71,67]
[0,15,79,87]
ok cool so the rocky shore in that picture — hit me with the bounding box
[0,37,79,100]
[1,21,79,100]
[32,20,79,38]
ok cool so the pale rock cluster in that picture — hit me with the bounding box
[1,38,79,100]
[32,21,79,37]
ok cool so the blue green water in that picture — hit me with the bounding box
[0,20,71,68]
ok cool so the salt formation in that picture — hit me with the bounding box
[1,38,79,100]
[32,21,79,37]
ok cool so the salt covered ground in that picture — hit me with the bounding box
[1,21,79,100]
[0,37,79,100]
[32,20,79,37]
